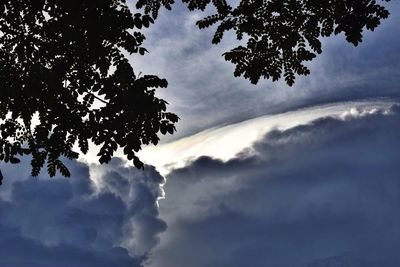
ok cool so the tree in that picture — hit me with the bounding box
[0,0,390,184]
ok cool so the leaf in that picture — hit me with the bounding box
[133,156,144,169]
[9,157,20,164]
[139,47,148,55]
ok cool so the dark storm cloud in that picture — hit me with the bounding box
[149,105,400,267]
[0,158,166,267]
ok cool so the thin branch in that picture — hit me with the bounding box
[91,93,109,105]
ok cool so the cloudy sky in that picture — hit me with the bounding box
[1,1,400,267]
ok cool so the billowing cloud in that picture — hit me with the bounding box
[0,158,166,267]
[148,104,400,267]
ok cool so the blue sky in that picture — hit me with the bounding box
[1,1,400,267]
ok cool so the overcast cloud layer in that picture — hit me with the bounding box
[149,105,400,267]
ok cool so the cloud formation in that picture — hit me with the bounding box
[0,103,398,267]
[149,105,400,267]
[0,159,166,267]
[131,1,400,141]
[1,2,399,266]
[137,100,396,174]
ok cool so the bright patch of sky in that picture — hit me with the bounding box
[137,100,397,174]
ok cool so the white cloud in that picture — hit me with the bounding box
[136,100,397,175]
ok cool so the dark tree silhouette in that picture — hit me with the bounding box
[0,0,391,183]
[196,0,391,85]
[0,0,178,183]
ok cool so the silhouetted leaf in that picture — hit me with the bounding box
[9,157,20,164]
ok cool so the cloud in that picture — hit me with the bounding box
[0,158,166,267]
[137,100,396,175]
[130,1,400,141]
[148,105,400,267]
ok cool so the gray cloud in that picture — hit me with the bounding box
[0,158,166,267]
[149,105,400,267]
[130,1,400,141]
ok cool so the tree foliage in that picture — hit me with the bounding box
[0,0,391,184]
[206,0,390,85]
[0,0,178,183]
[154,0,390,85]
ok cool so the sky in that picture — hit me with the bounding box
[1,1,400,267]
